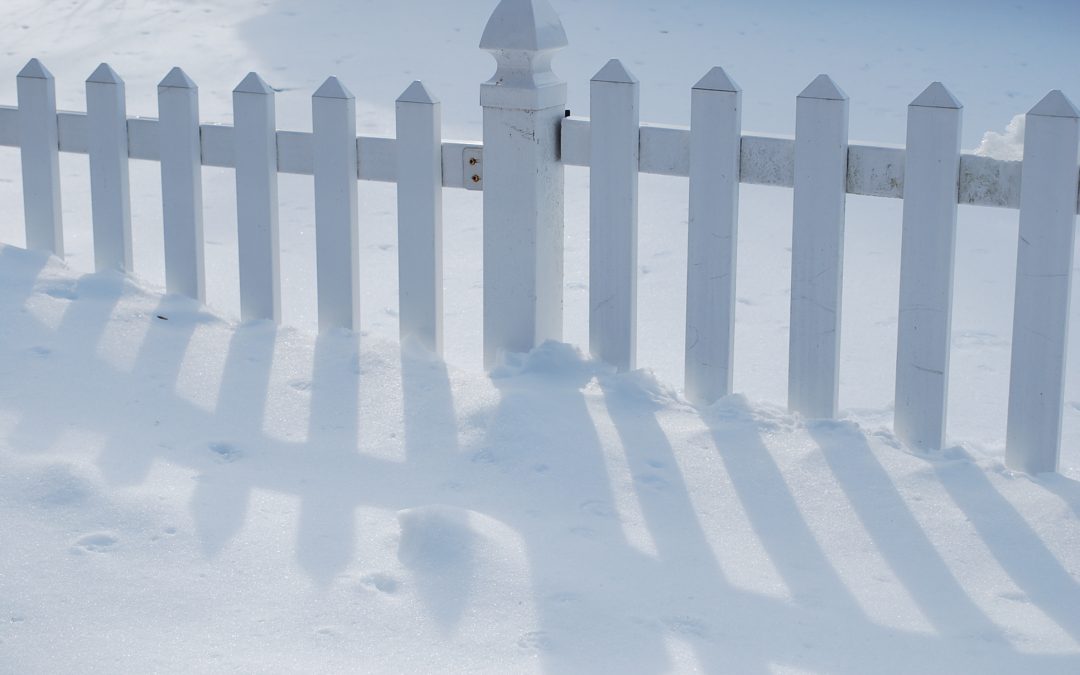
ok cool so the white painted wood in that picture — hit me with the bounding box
[17,59,62,255]
[1005,90,1080,474]
[684,67,741,404]
[86,63,132,272]
[589,59,640,372]
[233,72,281,323]
[894,82,963,450]
[396,81,444,354]
[788,75,849,419]
[157,67,205,301]
[479,0,568,368]
[312,76,360,332]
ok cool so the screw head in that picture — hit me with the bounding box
[471,174,481,183]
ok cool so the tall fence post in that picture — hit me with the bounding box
[788,74,849,419]
[479,0,568,369]
[17,58,63,256]
[685,66,741,404]
[233,72,281,323]
[396,81,444,355]
[589,59,640,372]
[158,67,205,301]
[312,76,360,332]
[86,63,132,272]
[894,82,963,451]
[1005,90,1080,474]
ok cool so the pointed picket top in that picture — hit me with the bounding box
[87,62,123,85]
[159,67,197,90]
[1028,90,1080,119]
[18,58,53,81]
[592,59,638,85]
[234,71,273,96]
[313,76,353,100]
[910,81,962,109]
[693,66,740,93]
[480,0,567,53]
[397,80,439,105]
[798,74,847,101]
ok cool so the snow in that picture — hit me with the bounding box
[976,114,1025,161]
[1,0,1080,671]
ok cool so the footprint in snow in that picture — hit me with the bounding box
[71,532,119,553]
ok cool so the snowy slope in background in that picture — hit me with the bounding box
[0,0,1080,671]
[1,244,1079,673]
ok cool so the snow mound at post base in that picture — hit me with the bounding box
[0,244,1079,673]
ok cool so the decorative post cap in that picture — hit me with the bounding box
[693,66,740,93]
[480,0,567,53]
[159,67,197,90]
[234,72,274,96]
[313,76,354,100]
[798,74,847,101]
[480,0,568,111]
[397,80,439,105]
[910,82,962,109]
[18,58,53,80]
[1028,90,1080,119]
[87,63,124,85]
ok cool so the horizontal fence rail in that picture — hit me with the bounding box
[562,117,1077,214]
[0,0,1078,480]
[2,110,1074,215]
[0,106,483,189]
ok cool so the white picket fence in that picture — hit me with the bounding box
[0,0,1078,475]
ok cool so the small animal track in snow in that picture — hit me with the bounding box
[635,473,669,491]
[288,379,312,393]
[662,615,710,639]
[579,500,615,518]
[517,631,554,652]
[359,573,400,594]
[71,532,119,553]
[208,442,242,463]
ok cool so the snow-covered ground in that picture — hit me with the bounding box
[1,0,1079,672]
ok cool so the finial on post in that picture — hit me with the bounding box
[480,0,568,110]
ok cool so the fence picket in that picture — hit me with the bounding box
[1005,90,1080,474]
[589,59,639,372]
[158,67,205,301]
[894,83,962,450]
[788,74,849,419]
[396,81,443,354]
[233,72,281,323]
[685,67,741,405]
[17,59,62,256]
[312,76,360,332]
[86,63,132,272]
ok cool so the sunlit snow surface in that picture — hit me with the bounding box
[1,0,1080,672]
